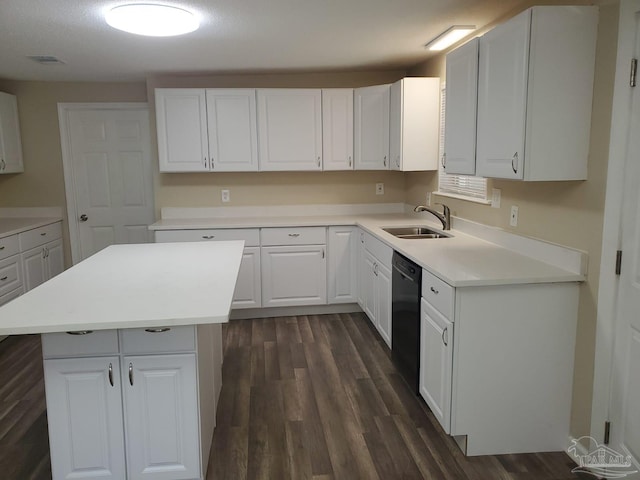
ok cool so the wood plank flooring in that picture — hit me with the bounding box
[0,313,587,479]
[208,313,587,480]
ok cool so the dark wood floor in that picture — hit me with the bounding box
[208,313,586,480]
[0,314,586,480]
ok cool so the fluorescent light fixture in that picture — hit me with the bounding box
[105,3,199,37]
[425,26,475,51]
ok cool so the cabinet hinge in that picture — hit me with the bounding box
[631,58,637,87]
[616,250,622,275]
[604,421,611,445]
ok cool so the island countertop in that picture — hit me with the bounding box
[0,241,244,335]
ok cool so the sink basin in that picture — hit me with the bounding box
[382,226,452,239]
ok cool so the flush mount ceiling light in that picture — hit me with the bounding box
[105,3,199,37]
[424,26,476,51]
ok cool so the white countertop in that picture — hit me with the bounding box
[0,217,62,238]
[151,214,585,287]
[0,241,244,335]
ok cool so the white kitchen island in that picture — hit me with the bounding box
[0,241,244,480]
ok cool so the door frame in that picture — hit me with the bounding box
[591,0,640,444]
[58,102,150,265]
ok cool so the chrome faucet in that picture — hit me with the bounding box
[414,203,451,230]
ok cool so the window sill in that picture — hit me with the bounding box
[433,191,492,205]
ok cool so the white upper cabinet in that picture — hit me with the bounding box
[389,78,440,172]
[443,39,479,176]
[354,85,390,170]
[476,6,598,181]
[156,89,209,172]
[0,92,24,174]
[257,89,322,171]
[206,89,258,172]
[322,89,354,171]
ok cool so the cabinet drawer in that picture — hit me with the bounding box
[0,254,23,297]
[120,325,196,354]
[261,227,326,246]
[0,235,19,261]
[422,269,454,319]
[41,330,120,358]
[19,222,62,251]
[364,232,392,268]
[155,228,260,246]
[0,285,23,307]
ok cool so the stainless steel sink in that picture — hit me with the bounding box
[382,226,452,239]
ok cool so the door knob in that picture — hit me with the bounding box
[80,214,88,222]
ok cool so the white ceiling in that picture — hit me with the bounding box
[0,0,519,82]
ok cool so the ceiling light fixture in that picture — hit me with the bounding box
[105,3,199,37]
[425,26,476,51]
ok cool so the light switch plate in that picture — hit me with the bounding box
[426,192,431,206]
[221,189,230,203]
[510,205,519,227]
[376,183,384,195]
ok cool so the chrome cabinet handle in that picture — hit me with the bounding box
[129,363,133,386]
[204,157,207,168]
[383,155,387,167]
[442,327,448,346]
[430,286,439,295]
[108,363,114,387]
[0,246,5,250]
[211,157,214,169]
[40,232,47,236]
[396,156,400,168]
[80,214,88,222]
[322,248,325,259]
[66,330,93,335]
[0,159,5,170]
[442,153,447,169]
[0,276,8,281]
[374,262,379,276]
[317,156,321,167]
[512,152,519,174]
[288,233,300,237]
[202,235,215,239]
[349,156,352,167]
[145,327,171,333]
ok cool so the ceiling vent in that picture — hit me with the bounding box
[27,55,66,65]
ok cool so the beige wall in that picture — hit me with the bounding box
[0,80,147,263]
[147,70,407,215]
[407,2,620,439]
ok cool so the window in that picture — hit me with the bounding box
[436,85,490,203]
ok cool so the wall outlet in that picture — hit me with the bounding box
[510,205,519,227]
[376,183,384,195]
[491,188,501,209]
[221,189,230,203]
[426,192,431,206]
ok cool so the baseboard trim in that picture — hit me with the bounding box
[230,303,362,320]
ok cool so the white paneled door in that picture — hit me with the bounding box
[610,4,640,473]
[60,105,154,262]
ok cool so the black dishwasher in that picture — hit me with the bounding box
[391,251,422,394]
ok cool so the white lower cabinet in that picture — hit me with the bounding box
[261,245,327,307]
[43,325,221,480]
[44,356,126,480]
[22,238,64,291]
[123,354,200,480]
[327,226,357,304]
[360,232,392,347]
[419,297,453,433]
[232,246,261,309]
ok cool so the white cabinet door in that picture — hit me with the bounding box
[123,354,200,480]
[21,246,46,291]
[419,298,453,434]
[46,238,64,279]
[362,250,377,324]
[44,357,126,480]
[375,260,392,347]
[476,11,530,180]
[354,85,390,170]
[257,89,322,171]
[444,39,479,175]
[232,246,261,309]
[327,226,357,304]
[0,92,24,174]
[206,89,258,172]
[390,78,440,172]
[261,245,327,307]
[322,89,353,170]
[156,89,209,172]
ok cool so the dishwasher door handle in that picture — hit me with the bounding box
[393,266,417,283]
